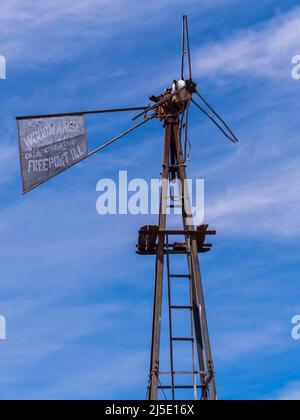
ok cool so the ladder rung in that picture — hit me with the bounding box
[169,274,191,278]
[159,371,201,375]
[172,337,194,342]
[167,205,182,209]
[170,305,192,310]
[158,385,205,390]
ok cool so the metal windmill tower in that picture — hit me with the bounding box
[17,16,238,401]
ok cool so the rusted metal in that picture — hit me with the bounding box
[195,90,239,143]
[137,225,215,255]
[138,227,216,236]
[16,14,240,401]
[137,226,159,253]
[140,97,218,399]
[191,98,238,144]
[173,117,217,400]
[166,235,176,400]
[181,15,193,81]
[147,115,174,401]
[133,82,196,122]
[16,106,149,121]
[133,88,183,121]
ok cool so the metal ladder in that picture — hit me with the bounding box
[146,114,217,401]
[158,234,200,400]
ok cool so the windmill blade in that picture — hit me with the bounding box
[191,98,238,144]
[20,113,156,194]
[182,102,192,162]
[181,15,192,81]
[16,106,149,121]
[178,102,190,157]
[194,90,239,143]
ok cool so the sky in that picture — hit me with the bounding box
[0,0,300,400]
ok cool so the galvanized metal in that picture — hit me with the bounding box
[18,115,87,193]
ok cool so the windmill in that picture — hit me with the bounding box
[17,16,238,400]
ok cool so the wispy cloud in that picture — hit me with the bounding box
[205,159,300,236]
[0,0,225,65]
[194,6,300,79]
[0,143,19,188]
[274,381,300,400]
[28,351,148,400]
[0,299,119,366]
[0,295,150,399]
[1,0,300,401]
[214,324,287,362]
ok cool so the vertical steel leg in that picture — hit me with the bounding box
[147,115,217,401]
[148,117,173,400]
[173,122,217,400]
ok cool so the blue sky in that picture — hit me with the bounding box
[0,0,300,400]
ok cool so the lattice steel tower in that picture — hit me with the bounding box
[136,16,238,400]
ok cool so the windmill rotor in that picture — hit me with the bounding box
[135,14,239,146]
[181,15,193,81]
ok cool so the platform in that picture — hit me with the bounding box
[136,224,216,255]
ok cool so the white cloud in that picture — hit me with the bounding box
[0,0,245,77]
[275,381,300,400]
[0,144,15,168]
[0,296,139,368]
[0,0,219,64]
[0,144,18,188]
[194,6,300,78]
[31,350,148,400]
[215,324,286,362]
[0,0,131,62]
[202,156,300,237]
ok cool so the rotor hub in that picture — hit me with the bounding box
[150,79,197,121]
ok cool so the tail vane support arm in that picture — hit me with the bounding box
[132,86,186,121]
[16,106,149,121]
[22,113,156,194]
